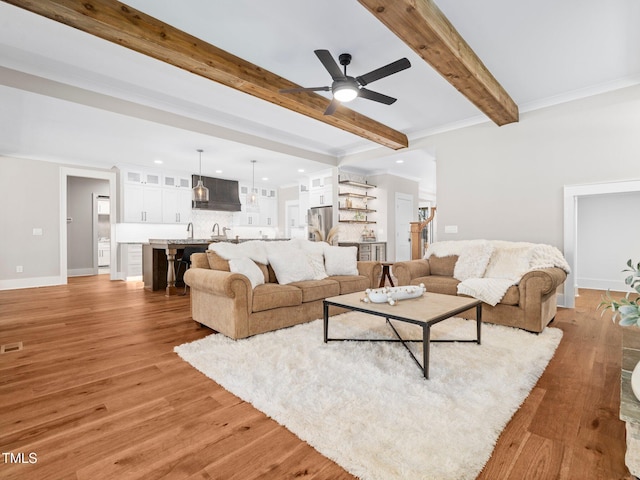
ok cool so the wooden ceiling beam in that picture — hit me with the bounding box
[358,0,519,126]
[4,0,408,150]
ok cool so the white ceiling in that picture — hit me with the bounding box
[0,0,638,193]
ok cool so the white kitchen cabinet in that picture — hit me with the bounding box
[123,184,162,223]
[98,241,111,267]
[97,198,110,215]
[123,168,162,186]
[163,173,191,189]
[162,188,192,224]
[309,184,333,207]
[120,243,142,280]
[234,183,277,227]
[299,187,309,226]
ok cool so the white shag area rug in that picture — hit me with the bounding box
[174,313,562,480]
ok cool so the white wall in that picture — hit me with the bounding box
[0,156,62,288]
[413,85,640,249]
[577,191,640,291]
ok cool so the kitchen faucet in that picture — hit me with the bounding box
[186,222,194,239]
[223,227,231,237]
[212,223,220,236]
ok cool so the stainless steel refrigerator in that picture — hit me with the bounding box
[308,206,333,242]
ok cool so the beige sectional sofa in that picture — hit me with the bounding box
[184,243,381,339]
[393,241,569,333]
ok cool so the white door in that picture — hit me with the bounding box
[395,193,414,261]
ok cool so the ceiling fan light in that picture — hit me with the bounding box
[333,85,358,102]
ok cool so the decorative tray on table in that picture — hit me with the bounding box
[362,284,426,305]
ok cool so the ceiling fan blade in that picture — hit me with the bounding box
[358,88,397,105]
[314,50,345,81]
[356,58,411,86]
[323,97,340,115]
[279,86,330,94]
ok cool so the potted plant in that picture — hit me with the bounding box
[599,259,640,326]
[599,259,640,400]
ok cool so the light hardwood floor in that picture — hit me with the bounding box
[0,277,632,479]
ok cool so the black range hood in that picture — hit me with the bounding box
[191,175,241,212]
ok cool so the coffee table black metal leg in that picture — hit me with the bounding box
[476,304,482,345]
[423,324,430,379]
[323,301,329,343]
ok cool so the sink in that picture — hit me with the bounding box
[210,235,229,241]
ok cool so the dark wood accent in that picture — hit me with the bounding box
[358,0,519,126]
[5,0,408,150]
[0,280,632,479]
[192,175,241,212]
[410,205,436,259]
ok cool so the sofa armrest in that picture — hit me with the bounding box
[184,268,252,302]
[393,260,431,286]
[519,267,567,297]
[357,261,382,288]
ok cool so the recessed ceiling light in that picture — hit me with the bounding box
[154,159,163,164]
[396,160,404,164]
[262,177,269,181]
[298,169,305,173]
[215,169,222,174]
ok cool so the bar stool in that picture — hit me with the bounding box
[176,246,207,294]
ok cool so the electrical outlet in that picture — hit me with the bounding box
[33,228,43,236]
[16,266,23,273]
[444,225,458,234]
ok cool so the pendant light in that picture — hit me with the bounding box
[246,160,259,211]
[192,149,209,202]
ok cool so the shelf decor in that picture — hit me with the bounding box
[338,172,377,226]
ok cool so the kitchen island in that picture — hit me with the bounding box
[144,239,212,296]
[145,237,291,296]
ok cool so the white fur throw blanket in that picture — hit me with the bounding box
[425,240,570,306]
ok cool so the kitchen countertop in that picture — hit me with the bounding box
[147,238,291,246]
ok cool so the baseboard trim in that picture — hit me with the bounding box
[577,278,632,292]
[68,268,96,277]
[0,276,65,291]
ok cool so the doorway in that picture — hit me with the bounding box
[60,167,117,282]
[563,179,640,308]
[395,193,414,261]
[67,177,110,277]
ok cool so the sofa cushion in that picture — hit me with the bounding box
[411,276,459,296]
[252,283,302,312]
[289,279,340,303]
[329,275,371,295]
[428,255,458,277]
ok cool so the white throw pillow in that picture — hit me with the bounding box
[324,246,358,276]
[298,240,327,256]
[228,257,265,289]
[307,252,328,280]
[453,242,494,281]
[268,250,316,284]
[484,247,532,281]
[209,241,268,265]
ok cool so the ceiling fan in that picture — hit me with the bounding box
[279,50,411,115]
